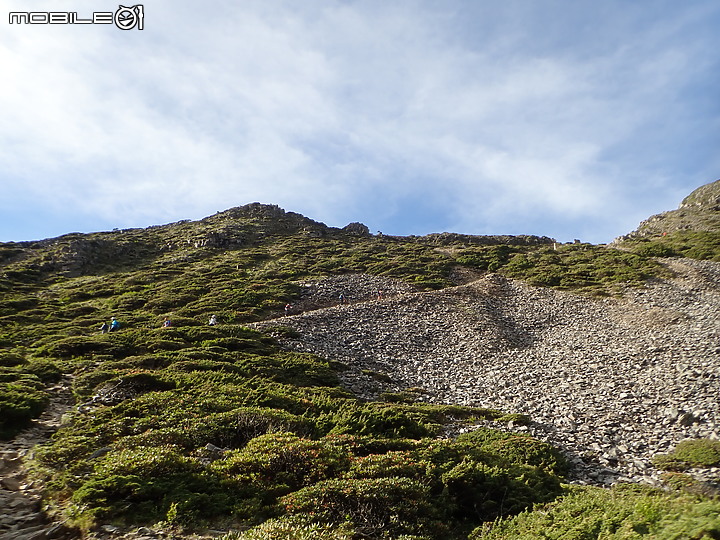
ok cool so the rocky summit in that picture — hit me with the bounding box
[1,180,719,539]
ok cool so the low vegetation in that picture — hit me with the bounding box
[653,438,720,472]
[1,202,718,538]
[28,324,566,536]
[454,242,671,295]
[473,483,720,539]
[626,230,720,262]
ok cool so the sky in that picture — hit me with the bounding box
[1,1,719,244]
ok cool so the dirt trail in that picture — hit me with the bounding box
[0,376,75,540]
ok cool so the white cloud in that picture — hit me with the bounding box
[1,0,718,242]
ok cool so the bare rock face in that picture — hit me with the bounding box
[342,222,371,237]
[255,259,720,488]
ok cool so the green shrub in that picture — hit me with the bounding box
[213,432,351,496]
[472,483,720,539]
[34,433,101,469]
[441,460,561,521]
[0,377,49,438]
[626,231,720,261]
[24,359,63,383]
[235,515,355,539]
[654,439,720,471]
[0,296,38,316]
[0,351,26,367]
[281,477,441,538]
[178,407,313,449]
[202,337,276,355]
[345,450,425,480]
[72,370,175,402]
[632,242,677,257]
[38,335,135,359]
[455,243,667,293]
[662,471,720,498]
[457,428,569,475]
[671,439,720,467]
[456,245,517,271]
[324,403,437,439]
[236,353,339,387]
[71,446,229,524]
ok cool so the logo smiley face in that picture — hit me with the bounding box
[114,5,143,30]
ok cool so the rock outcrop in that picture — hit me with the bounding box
[618,179,720,240]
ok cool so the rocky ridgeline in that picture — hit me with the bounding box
[617,178,720,240]
[256,259,720,488]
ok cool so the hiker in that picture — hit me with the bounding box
[109,317,120,332]
[208,314,217,326]
[162,317,172,328]
[285,303,292,316]
[99,321,108,334]
[339,293,346,305]
[377,289,383,300]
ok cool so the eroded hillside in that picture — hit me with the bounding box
[256,258,720,487]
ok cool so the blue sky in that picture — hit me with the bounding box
[1,0,719,244]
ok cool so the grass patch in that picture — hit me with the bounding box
[472,483,720,539]
[653,438,720,471]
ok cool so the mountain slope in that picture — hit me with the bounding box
[0,184,719,539]
[619,178,720,240]
[256,259,720,487]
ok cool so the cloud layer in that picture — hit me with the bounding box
[2,0,719,242]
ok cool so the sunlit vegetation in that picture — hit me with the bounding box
[454,243,671,295]
[0,204,718,537]
[472,483,720,539]
[626,231,720,262]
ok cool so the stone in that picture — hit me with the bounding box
[678,412,699,426]
[251,259,720,487]
[88,447,112,460]
[9,497,30,509]
[1,476,23,491]
[8,524,48,540]
[342,222,371,236]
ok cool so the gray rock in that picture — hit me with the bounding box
[88,447,112,460]
[1,477,22,491]
[253,259,720,487]
[678,412,700,426]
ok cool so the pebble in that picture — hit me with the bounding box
[257,259,720,488]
